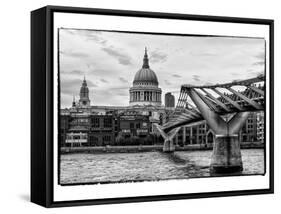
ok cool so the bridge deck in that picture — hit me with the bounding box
[162,75,265,132]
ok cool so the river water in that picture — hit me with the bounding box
[60,149,265,185]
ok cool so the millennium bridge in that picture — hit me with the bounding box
[155,75,265,173]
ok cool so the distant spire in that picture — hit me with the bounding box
[82,75,87,86]
[142,47,150,69]
[72,95,76,107]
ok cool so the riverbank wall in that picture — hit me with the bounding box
[61,142,264,154]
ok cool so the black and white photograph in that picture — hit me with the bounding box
[58,28,266,185]
[29,5,274,207]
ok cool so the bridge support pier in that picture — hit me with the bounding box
[154,124,180,153]
[163,139,175,152]
[211,134,243,173]
[187,88,250,173]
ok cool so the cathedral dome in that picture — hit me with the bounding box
[129,48,162,107]
[133,68,158,85]
[133,47,158,85]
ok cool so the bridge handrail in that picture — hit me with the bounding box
[181,75,264,89]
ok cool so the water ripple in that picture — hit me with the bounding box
[60,149,264,185]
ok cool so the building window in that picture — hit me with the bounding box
[130,123,134,129]
[102,136,111,144]
[73,136,80,140]
[89,136,99,146]
[78,118,88,123]
[136,123,141,129]
[92,118,100,128]
[104,118,112,128]
[61,136,64,144]
[103,136,109,141]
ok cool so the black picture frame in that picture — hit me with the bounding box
[31,5,274,208]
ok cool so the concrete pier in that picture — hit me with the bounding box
[163,139,175,152]
[210,134,243,173]
[187,88,249,173]
[154,124,180,153]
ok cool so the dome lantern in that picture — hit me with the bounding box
[142,47,149,69]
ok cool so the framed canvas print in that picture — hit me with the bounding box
[31,5,274,207]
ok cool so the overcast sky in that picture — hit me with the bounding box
[59,28,265,108]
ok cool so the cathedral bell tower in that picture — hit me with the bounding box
[79,76,91,107]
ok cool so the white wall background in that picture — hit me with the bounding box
[0,0,279,213]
